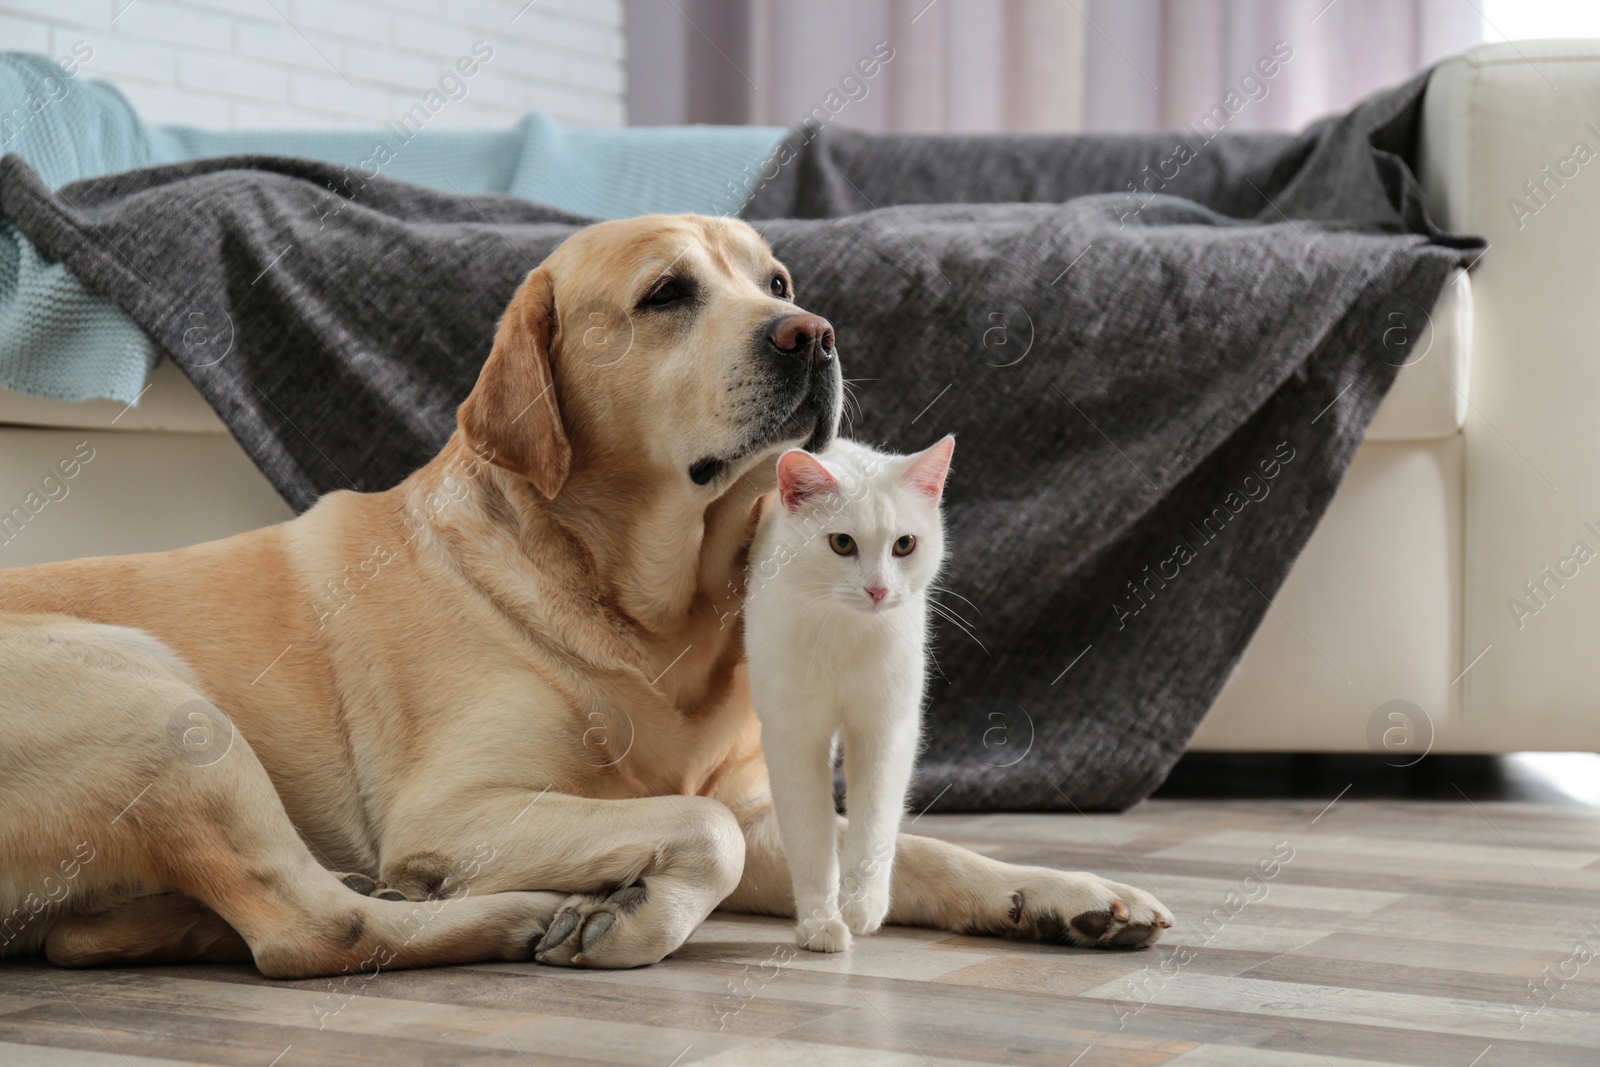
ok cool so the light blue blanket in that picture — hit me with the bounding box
[0,54,160,404]
[0,51,782,404]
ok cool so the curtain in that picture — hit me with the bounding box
[624,0,1483,132]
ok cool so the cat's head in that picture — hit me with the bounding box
[771,436,954,613]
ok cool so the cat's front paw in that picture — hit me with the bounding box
[794,912,852,953]
[840,888,890,935]
[1008,871,1172,950]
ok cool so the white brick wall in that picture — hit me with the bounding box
[0,0,625,129]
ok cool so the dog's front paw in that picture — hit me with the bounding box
[534,883,652,968]
[1008,871,1172,950]
[794,913,852,953]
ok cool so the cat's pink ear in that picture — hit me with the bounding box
[903,435,955,501]
[776,449,840,512]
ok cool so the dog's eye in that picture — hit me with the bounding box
[769,274,790,299]
[642,279,687,308]
[893,534,916,557]
[828,533,856,556]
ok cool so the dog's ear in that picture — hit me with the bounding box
[458,267,572,498]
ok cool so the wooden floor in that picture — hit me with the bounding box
[3,759,1599,1066]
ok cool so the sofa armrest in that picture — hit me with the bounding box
[1419,41,1600,747]
[0,358,226,434]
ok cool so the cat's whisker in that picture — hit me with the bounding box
[927,599,977,632]
[772,595,837,617]
[926,596,973,629]
[931,585,982,616]
[934,621,981,654]
[929,600,989,656]
[769,583,839,605]
[882,609,928,657]
[766,579,829,594]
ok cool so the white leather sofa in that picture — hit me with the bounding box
[1197,39,1600,753]
[1,40,1595,756]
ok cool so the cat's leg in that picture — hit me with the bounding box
[837,709,919,936]
[720,802,1173,950]
[760,716,851,952]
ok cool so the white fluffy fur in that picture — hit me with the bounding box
[745,435,954,952]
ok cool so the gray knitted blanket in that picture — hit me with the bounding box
[0,74,1482,811]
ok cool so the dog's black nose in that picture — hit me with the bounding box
[768,313,835,362]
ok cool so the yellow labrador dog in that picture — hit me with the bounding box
[0,215,1170,979]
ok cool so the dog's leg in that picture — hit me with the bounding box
[117,743,576,979]
[42,872,435,968]
[721,803,1172,949]
[43,893,251,967]
[379,792,745,969]
[34,734,566,979]
[4,620,561,979]
[36,741,567,978]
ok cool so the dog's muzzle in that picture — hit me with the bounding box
[687,314,842,485]
[765,310,841,452]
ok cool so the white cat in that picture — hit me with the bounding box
[745,435,955,952]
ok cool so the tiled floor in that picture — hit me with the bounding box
[3,757,1598,1065]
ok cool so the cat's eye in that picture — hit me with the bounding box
[829,533,856,556]
[893,534,916,557]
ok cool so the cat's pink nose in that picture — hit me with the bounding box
[866,584,889,604]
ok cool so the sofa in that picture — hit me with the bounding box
[1197,39,1600,754]
[2,40,1594,757]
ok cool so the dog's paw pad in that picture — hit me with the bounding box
[337,872,423,903]
[534,882,649,967]
[1069,909,1116,940]
[537,909,583,961]
[607,885,648,912]
[579,911,616,951]
[1109,922,1158,948]
[1011,875,1173,951]
[338,873,378,896]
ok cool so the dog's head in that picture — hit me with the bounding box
[458,214,841,500]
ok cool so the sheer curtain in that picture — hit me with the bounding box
[625,0,1483,132]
